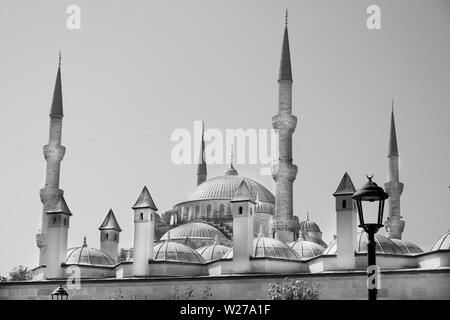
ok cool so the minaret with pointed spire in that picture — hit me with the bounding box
[270,11,299,243]
[99,209,122,262]
[197,121,207,185]
[333,172,357,270]
[132,186,158,276]
[384,100,405,239]
[36,53,67,267]
[230,180,255,273]
[45,194,72,278]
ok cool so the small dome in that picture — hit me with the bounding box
[66,237,115,266]
[153,240,205,264]
[390,239,423,255]
[288,240,325,259]
[196,241,231,262]
[430,230,450,251]
[160,222,227,241]
[223,237,300,260]
[323,230,404,255]
[298,213,321,233]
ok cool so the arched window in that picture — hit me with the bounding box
[105,233,109,240]
[239,206,243,215]
[250,208,253,215]
[114,234,118,241]
[195,205,200,218]
[219,204,225,216]
[63,218,67,226]
[342,200,347,209]
[140,213,144,221]
[53,217,57,224]
[207,204,212,218]
[150,213,153,221]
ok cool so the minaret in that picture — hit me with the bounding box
[132,186,157,276]
[45,195,72,278]
[270,11,299,242]
[230,180,255,273]
[99,209,122,262]
[384,100,405,239]
[36,53,66,267]
[197,121,207,185]
[333,173,357,270]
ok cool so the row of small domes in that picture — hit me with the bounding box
[65,228,450,267]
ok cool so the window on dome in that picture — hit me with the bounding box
[207,205,212,218]
[219,204,225,216]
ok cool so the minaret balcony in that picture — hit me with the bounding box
[43,144,66,160]
[271,163,298,182]
[272,114,297,131]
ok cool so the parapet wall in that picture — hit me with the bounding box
[1,268,449,300]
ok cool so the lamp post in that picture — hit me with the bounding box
[352,175,389,301]
[51,284,69,300]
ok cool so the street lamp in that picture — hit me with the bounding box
[352,175,389,301]
[51,284,69,300]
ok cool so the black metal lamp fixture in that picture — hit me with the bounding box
[51,284,69,300]
[352,175,389,301]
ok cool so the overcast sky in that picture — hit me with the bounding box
[0,0,449,276]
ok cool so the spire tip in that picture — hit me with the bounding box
[285,7,288,26]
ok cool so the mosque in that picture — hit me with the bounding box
[18,17,450,298]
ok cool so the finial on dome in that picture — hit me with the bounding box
[224,144,239,175]
[82,236,87,247]
[58,50,61,67]
[306,211,310,220]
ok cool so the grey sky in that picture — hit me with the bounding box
[0,0,449,276]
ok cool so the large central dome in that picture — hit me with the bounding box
[181,173,275,204]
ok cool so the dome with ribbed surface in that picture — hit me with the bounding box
[299,214,321,233]
[430,230,450,251]
[223,237,300,260]
[160,222,227,241]
[288,240,325,259]
[196,243,231,262]
[66,238,115,266]
[390,239,423,255]
[181,174,275,205]
[153,240,205,264]
[323,230,404,255]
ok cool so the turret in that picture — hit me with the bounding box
[37,53,66,267]
[333,172,357,270]
[99,209,122,262]
[45,195,72,278]
[230,180,255,273]
[270,11,299,242]
[384,101,405,239]
[132,186,157,276]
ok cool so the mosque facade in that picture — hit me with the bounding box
[5,17,449,299]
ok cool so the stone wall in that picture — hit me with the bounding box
[1,268,449,300]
